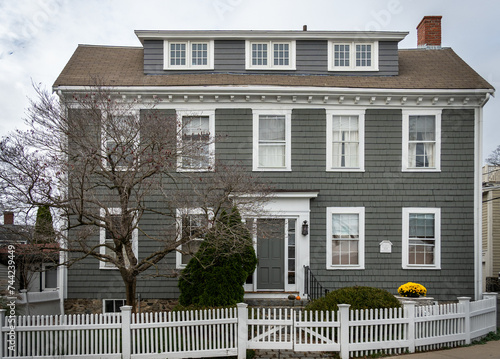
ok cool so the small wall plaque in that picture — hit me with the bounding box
[380,240,393,253]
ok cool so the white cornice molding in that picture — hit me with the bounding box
[55,85,493,108]
[134,30,409,43]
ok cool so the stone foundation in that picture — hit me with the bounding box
[64,298,178,315]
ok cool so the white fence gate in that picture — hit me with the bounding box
[0,294,497,359]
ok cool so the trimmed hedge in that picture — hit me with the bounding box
[305,286,401,312]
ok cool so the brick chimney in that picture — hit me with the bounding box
[3,211,14,225]
[417,16,442,48]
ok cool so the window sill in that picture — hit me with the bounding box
[327,265,365,270]
[402,265,441,270]
[402,168,441,173]
[327,168,365,172]
[328,67,379,72]
[253,167,292,172]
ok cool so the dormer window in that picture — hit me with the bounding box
[328,41,378,71]
[245,41,296,70]
[164,40,214,70]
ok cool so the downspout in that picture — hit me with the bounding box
[475,93,490,299]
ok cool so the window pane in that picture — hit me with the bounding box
[273,43,289,66]
[192,43,208,66]
[408,116,436,168]
[332,213,359,266]
[170,43,186,66]
[356,44,371,67]
[332,115,359,168]
[252,43,267,66]
[182,116,210,168]
[258,115,286,168]
[334,44,350,67]
[44,266,57,289]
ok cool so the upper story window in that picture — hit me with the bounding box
[402,110,441,172]
[245,41,296,70]
[326,110,365,172]
[328,41,378,71]
[253,110,292,171]
[164,40,214,70]
[102,113,140,171]
[177,110,215,172]
[402,208,441,269]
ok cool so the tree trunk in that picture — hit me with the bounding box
[123,275,137,313]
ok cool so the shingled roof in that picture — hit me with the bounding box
[53,45,493,91]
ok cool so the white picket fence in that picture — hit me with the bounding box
[0,293,497,359]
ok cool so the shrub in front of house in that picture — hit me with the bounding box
[178,206,257,308]
[305,286,401,312]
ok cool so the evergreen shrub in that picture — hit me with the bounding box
[305,286,401,312]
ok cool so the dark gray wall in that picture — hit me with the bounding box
[143,40,399,76]
[67,107,476,301]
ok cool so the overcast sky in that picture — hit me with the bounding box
[0,0,499,161]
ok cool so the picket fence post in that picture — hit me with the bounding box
[338,304,350,359]
[121,306,133,359]
[0,309,5,359]
[237,303,248,359]
[403,301,416,353]
[458,297,471,344]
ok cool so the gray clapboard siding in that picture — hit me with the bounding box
[68,108,476,301]
[143,39,399,76]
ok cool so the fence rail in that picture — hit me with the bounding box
[0,293,497,359]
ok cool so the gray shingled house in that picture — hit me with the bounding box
[53,16,494,313]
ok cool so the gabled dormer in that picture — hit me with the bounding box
[135,29,408,76]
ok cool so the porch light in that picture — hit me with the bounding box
[302,220,309,236]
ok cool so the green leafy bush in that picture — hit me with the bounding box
[305,286,401,312]
[178,206,257,308]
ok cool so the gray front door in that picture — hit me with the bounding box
[257,219,285,290]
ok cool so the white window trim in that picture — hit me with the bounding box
[176,110,215,172]
[175,208,213,269]
[245,40,296,70]
[402,208,441,270]
[102,299,126,314]
[328,41,379,71]
[163,40,214,70]
[41,263,58,291]
[326,109,365,172]
[101,110,140,171]
[326,207,365,270]
[402,109,442,172]
[99,208,139,270]
[252,109,292,172]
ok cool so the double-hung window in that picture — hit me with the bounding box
[177,110,215,171]
[402,208,441,269]
[99,208,138,270]
[176,208,211,268]
[328,41,378,71]
[246,41,296,70]
[326,207,365,269]
[164,40,214,70]
[402,110,441,171]
[326,110,365,171]
[103,113,140,170]
[253,110,291,171]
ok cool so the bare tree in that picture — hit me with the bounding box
[0,83,269,312]
[486,145,500,167]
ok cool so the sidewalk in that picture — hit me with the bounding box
[385,339,500,358]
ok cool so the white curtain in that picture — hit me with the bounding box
[259,115,286,167]
[332,115,359,168]
[408,116,435,168]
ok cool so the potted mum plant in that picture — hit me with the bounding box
[398,282,427,298]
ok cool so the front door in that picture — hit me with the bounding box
[256,219,285,290]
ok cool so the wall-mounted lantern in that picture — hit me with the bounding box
[302,220,309,236]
